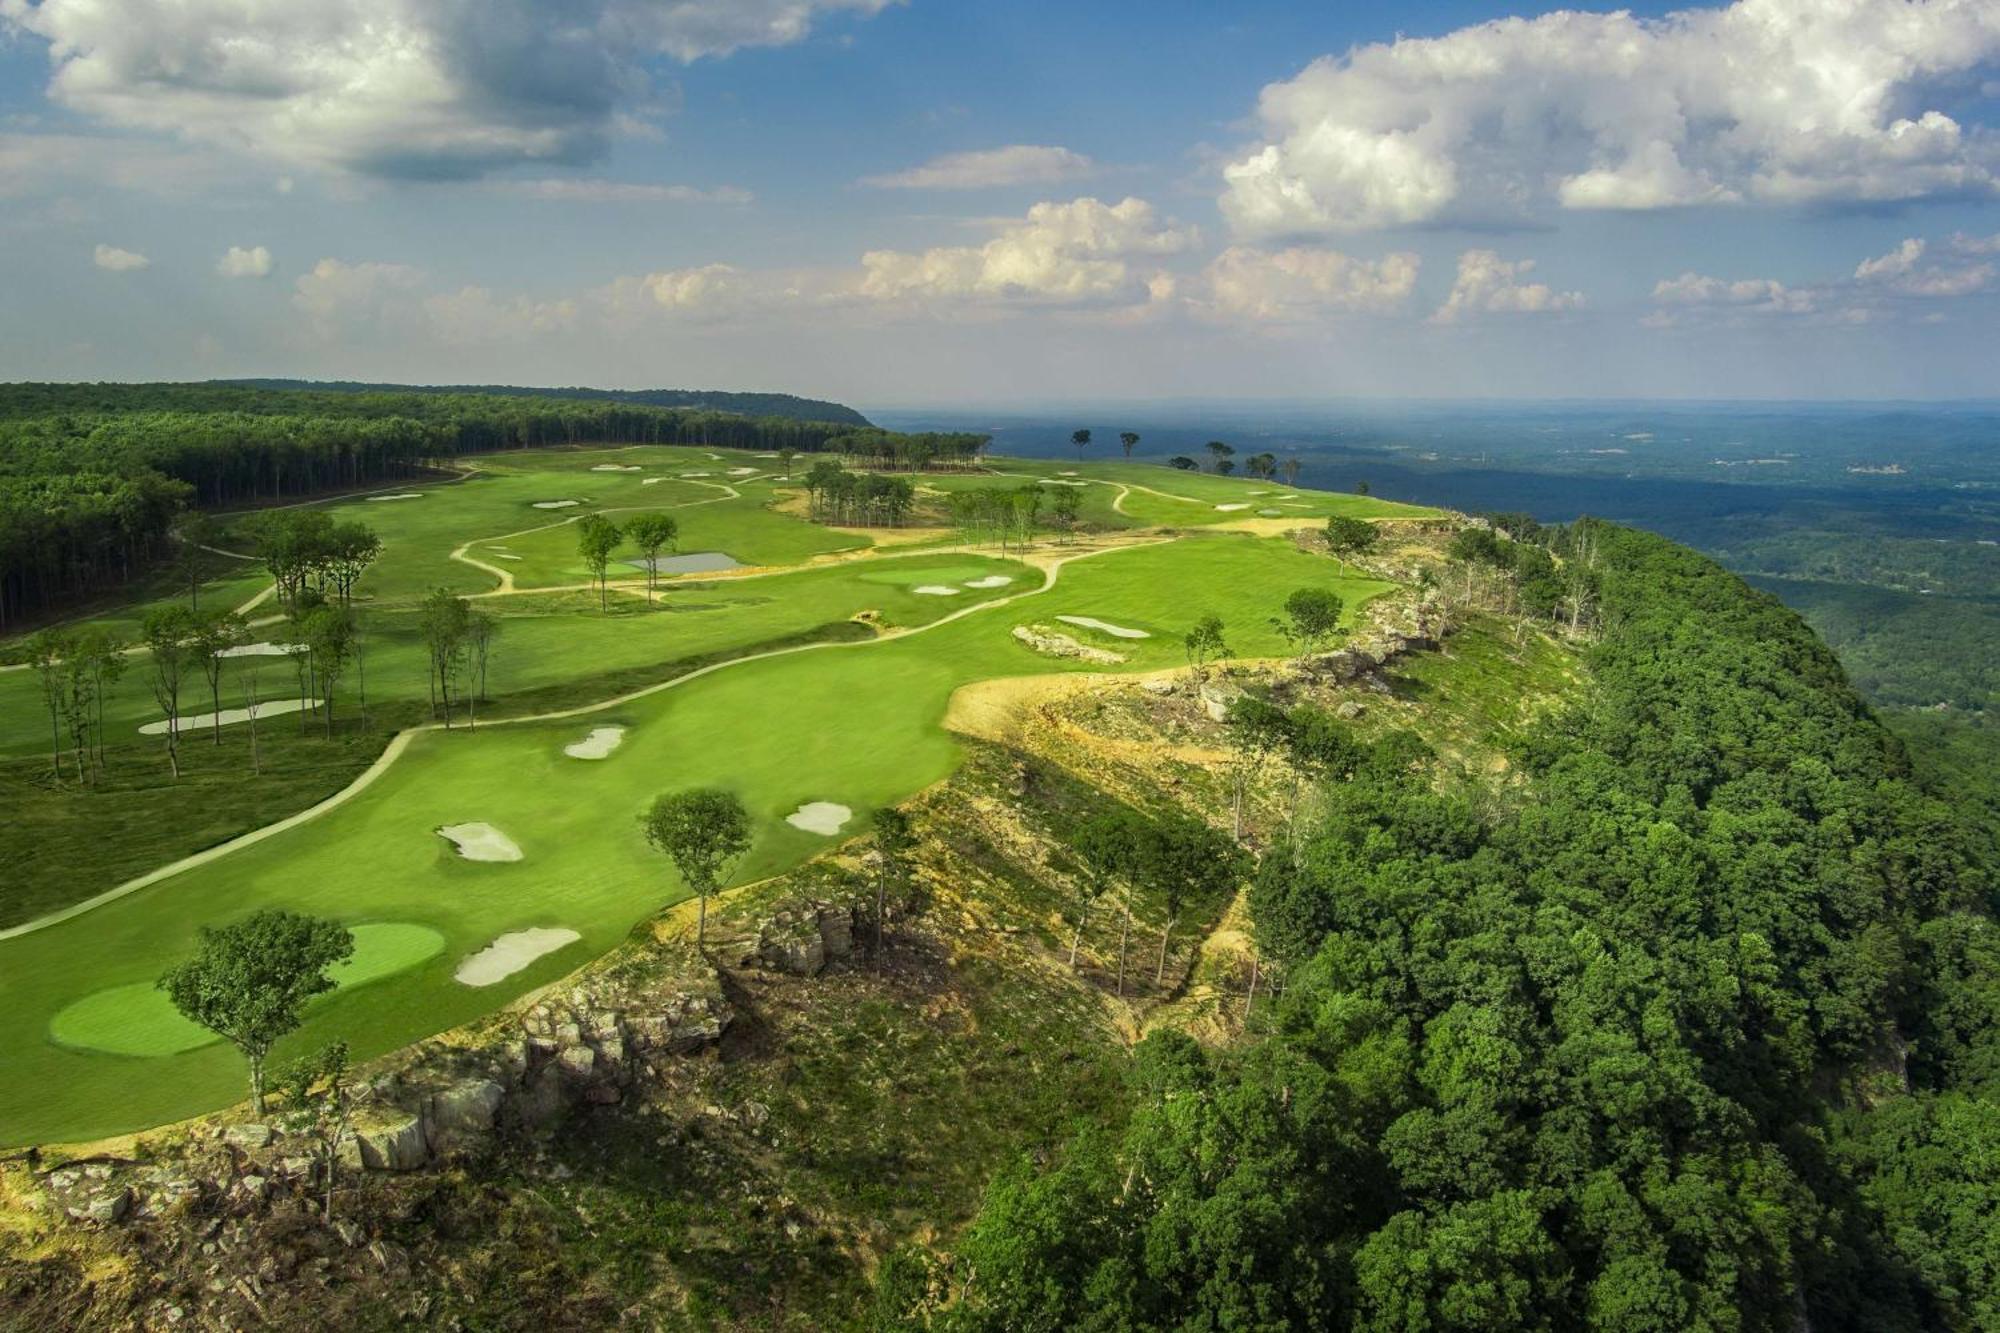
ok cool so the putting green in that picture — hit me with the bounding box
[46,923,445,1058]
[0,443,1422,1144]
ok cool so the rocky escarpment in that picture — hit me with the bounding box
[37,938,731,1229]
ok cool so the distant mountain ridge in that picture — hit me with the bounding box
[213,379,873,427]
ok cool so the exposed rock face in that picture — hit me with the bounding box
[743,896,895,977]
[1012,624,1126,665]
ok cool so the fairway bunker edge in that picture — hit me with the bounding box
[438,822,524,862]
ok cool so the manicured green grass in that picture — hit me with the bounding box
[0,530,1394,1145]
[0,553,1032,756]
[46,922,444,1056]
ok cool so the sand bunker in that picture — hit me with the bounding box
[913,585,961,596]
[1215,503,1251,512]
[367,493,424,502]
[563,725,626,759]
[218,641,303,658]
[142,698,306,734]
[1057,615,1150,639]
[455,928,581,987]
[1038,478,1088,486]
[491,553,522,560]
[642,476,669,485]
[590,464,641,472]
[680,471,713,478]
[964,574,1014,589]
[438,822,523,862]
[786,801,853,835]
[532,500,579,510]
[1258,508,1285,517]
[727,467,758,476]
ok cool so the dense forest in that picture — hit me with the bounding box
[214,379,873,427]
[0,383,983,628]
[896,523,2000,1332]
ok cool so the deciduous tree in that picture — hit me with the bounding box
[158,909,354,1112]
[641,788,751,948]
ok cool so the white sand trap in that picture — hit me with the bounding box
[455,928,581,987]
[964,574,1014,589]
[913,585,961,596]
[1057,615,1151,639]
[705,452,722,459]
[1059,470,1079,476]
[563,725,626,760]
[491,553,522,560]
[727,466,758,476]
[1258,508,1285,517]
[532,500,579,510]
[590,463,641,472]
[786,801,852,835]
[680,471,713,478]
[642,476,670,485]
[218,641,304,658]
[756,452,779,458]
[142,698,306,734]
[1038,478,1087,486]
[367,492,424,502]
[1215,503,1251,512]
[437,822,523,862]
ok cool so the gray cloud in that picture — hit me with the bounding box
[1,0,894,181]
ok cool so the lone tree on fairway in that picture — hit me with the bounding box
[142,604,198,778]
[158,909,354,1113]
[1183,612,1229,684]
[577,514,623,611]
[466,607,497,723]
[1071,428,1091,461]
[301,603,354,737]
[625,512,680,605]
[1119,430,1140,459]
[419,587,471,725]
[1272,586,1345,669]
[642,788,751,948]
[1324,514,1377,558]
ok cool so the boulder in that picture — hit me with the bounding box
[222,1123,276,1151]
[556,1044,597,1080]
[817,907,856,963]
[1200,682,1244,722]
[354,1114,429,1171]
[1335,701,1366,720]
[428,1079,505,1139]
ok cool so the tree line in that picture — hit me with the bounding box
[883,520,2000,1331]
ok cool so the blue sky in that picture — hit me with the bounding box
[3,0,1998,405]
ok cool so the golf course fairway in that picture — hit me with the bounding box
[0,487,1401,1144]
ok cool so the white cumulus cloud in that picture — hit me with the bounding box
[1201,246,1419,323]
[92,243,148,271]
[857,197,1194,306]
[1652,272,1818,314]
[1220,0,2000,235]
[1432,251,1581,324]
[1,0,896,180]
[861,145,1097,190]
[216,245,273,279]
